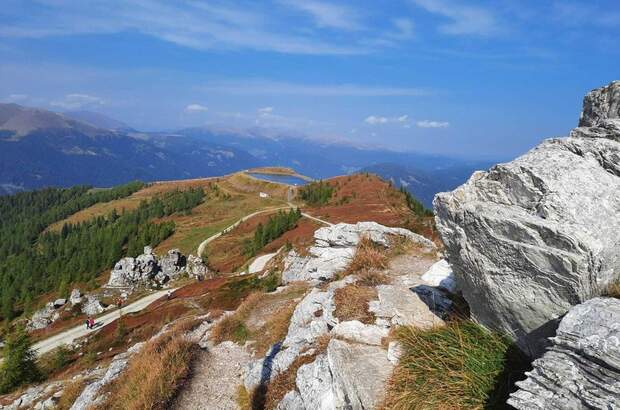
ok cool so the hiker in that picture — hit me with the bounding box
[166,290,172,300]
[85,318,90,330]
[89,318,95,329]
[116,297,123,309]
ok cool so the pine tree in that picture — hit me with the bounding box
[0,327,41,394]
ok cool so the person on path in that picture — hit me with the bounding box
[85,318,90,330]
[89,318,95,329]
[166,290,172,301]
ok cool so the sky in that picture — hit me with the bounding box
[0,0,618,160]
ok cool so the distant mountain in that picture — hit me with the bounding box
[178,126,484,179]
[361,162,495,208]
[63,110,134,132]
[0,103,498,198]
[0,104,260,194]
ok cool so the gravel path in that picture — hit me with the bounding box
[31,289,174,357]
[173,341,251,410]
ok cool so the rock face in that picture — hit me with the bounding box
[81,294,105,316]
[508,297,620,409]
[282,222,435,283]
[107,247,205,287]
[434,81,620,355]
[69,288,82,305]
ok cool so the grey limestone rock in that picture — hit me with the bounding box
[434,81,620,355]
[282,222,435,284]
[508,297,620,410]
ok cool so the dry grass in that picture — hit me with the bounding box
[604,280,620,299]
[382,321,527,410]
[333,284,377,324]
[236,384,252,410]
[211,292,264,344]
[345,236,389,276]
[97,333,198,410]
[251,301,297,357]
[358,268,390,287]
[56,379,87,410]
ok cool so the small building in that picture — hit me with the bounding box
[259,192,269,198]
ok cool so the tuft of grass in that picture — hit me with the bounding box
[236,384,252,410]
[358,268,390,287]
[333,284,377,324]
[211,292,263,345]
[383,321,527,410]
[345,235,389,276]
[604,280,620,299]
[97,333,198,410]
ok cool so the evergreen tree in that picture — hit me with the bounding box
[0,328,41,394]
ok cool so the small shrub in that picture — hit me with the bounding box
[383,321,527,409]
[333,285,377,324]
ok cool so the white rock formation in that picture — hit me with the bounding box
[107,247,195,287]
[369,285,444,328]
[508,297,620,409]
[282,222,434,284]
[69,288,82,305]
[81,294,105,316]
[434,81,620,355]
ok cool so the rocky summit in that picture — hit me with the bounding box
[434,80,620,356]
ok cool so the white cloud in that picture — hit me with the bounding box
[185,103,209,113]
[203,80,430,97]
[3,94,29,103]
[0,1,366,55]
[281,0,362,31]
[410,0,499,36]
[50,93,105,110]
[258,106,274,115]
[364,115,389,125]
[365,114,411,125]
[416,120,449,128]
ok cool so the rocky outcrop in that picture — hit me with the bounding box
[186,254,209,280]
[69,288,82,305]
[434,81,620,355]
[107,247,208,288]
[282,222,435,284]
[571,80,620,140]
[508,297,620,409]
[81,295,105,316]
[27,303,60,330]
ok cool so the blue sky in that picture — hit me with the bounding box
[0,0,618,160]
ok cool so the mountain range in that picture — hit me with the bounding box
[0,103,494,203]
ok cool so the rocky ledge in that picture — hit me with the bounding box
[508,297,620,409]
[434,80,620,356]
[282,221,435,284]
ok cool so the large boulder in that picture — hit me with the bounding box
[508,297,620,409]
[434,81,620,355]
[186,254,210,280]
[282,222,435,284]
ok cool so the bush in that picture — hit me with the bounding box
[0,328,42,394]
[383,321,527,409]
